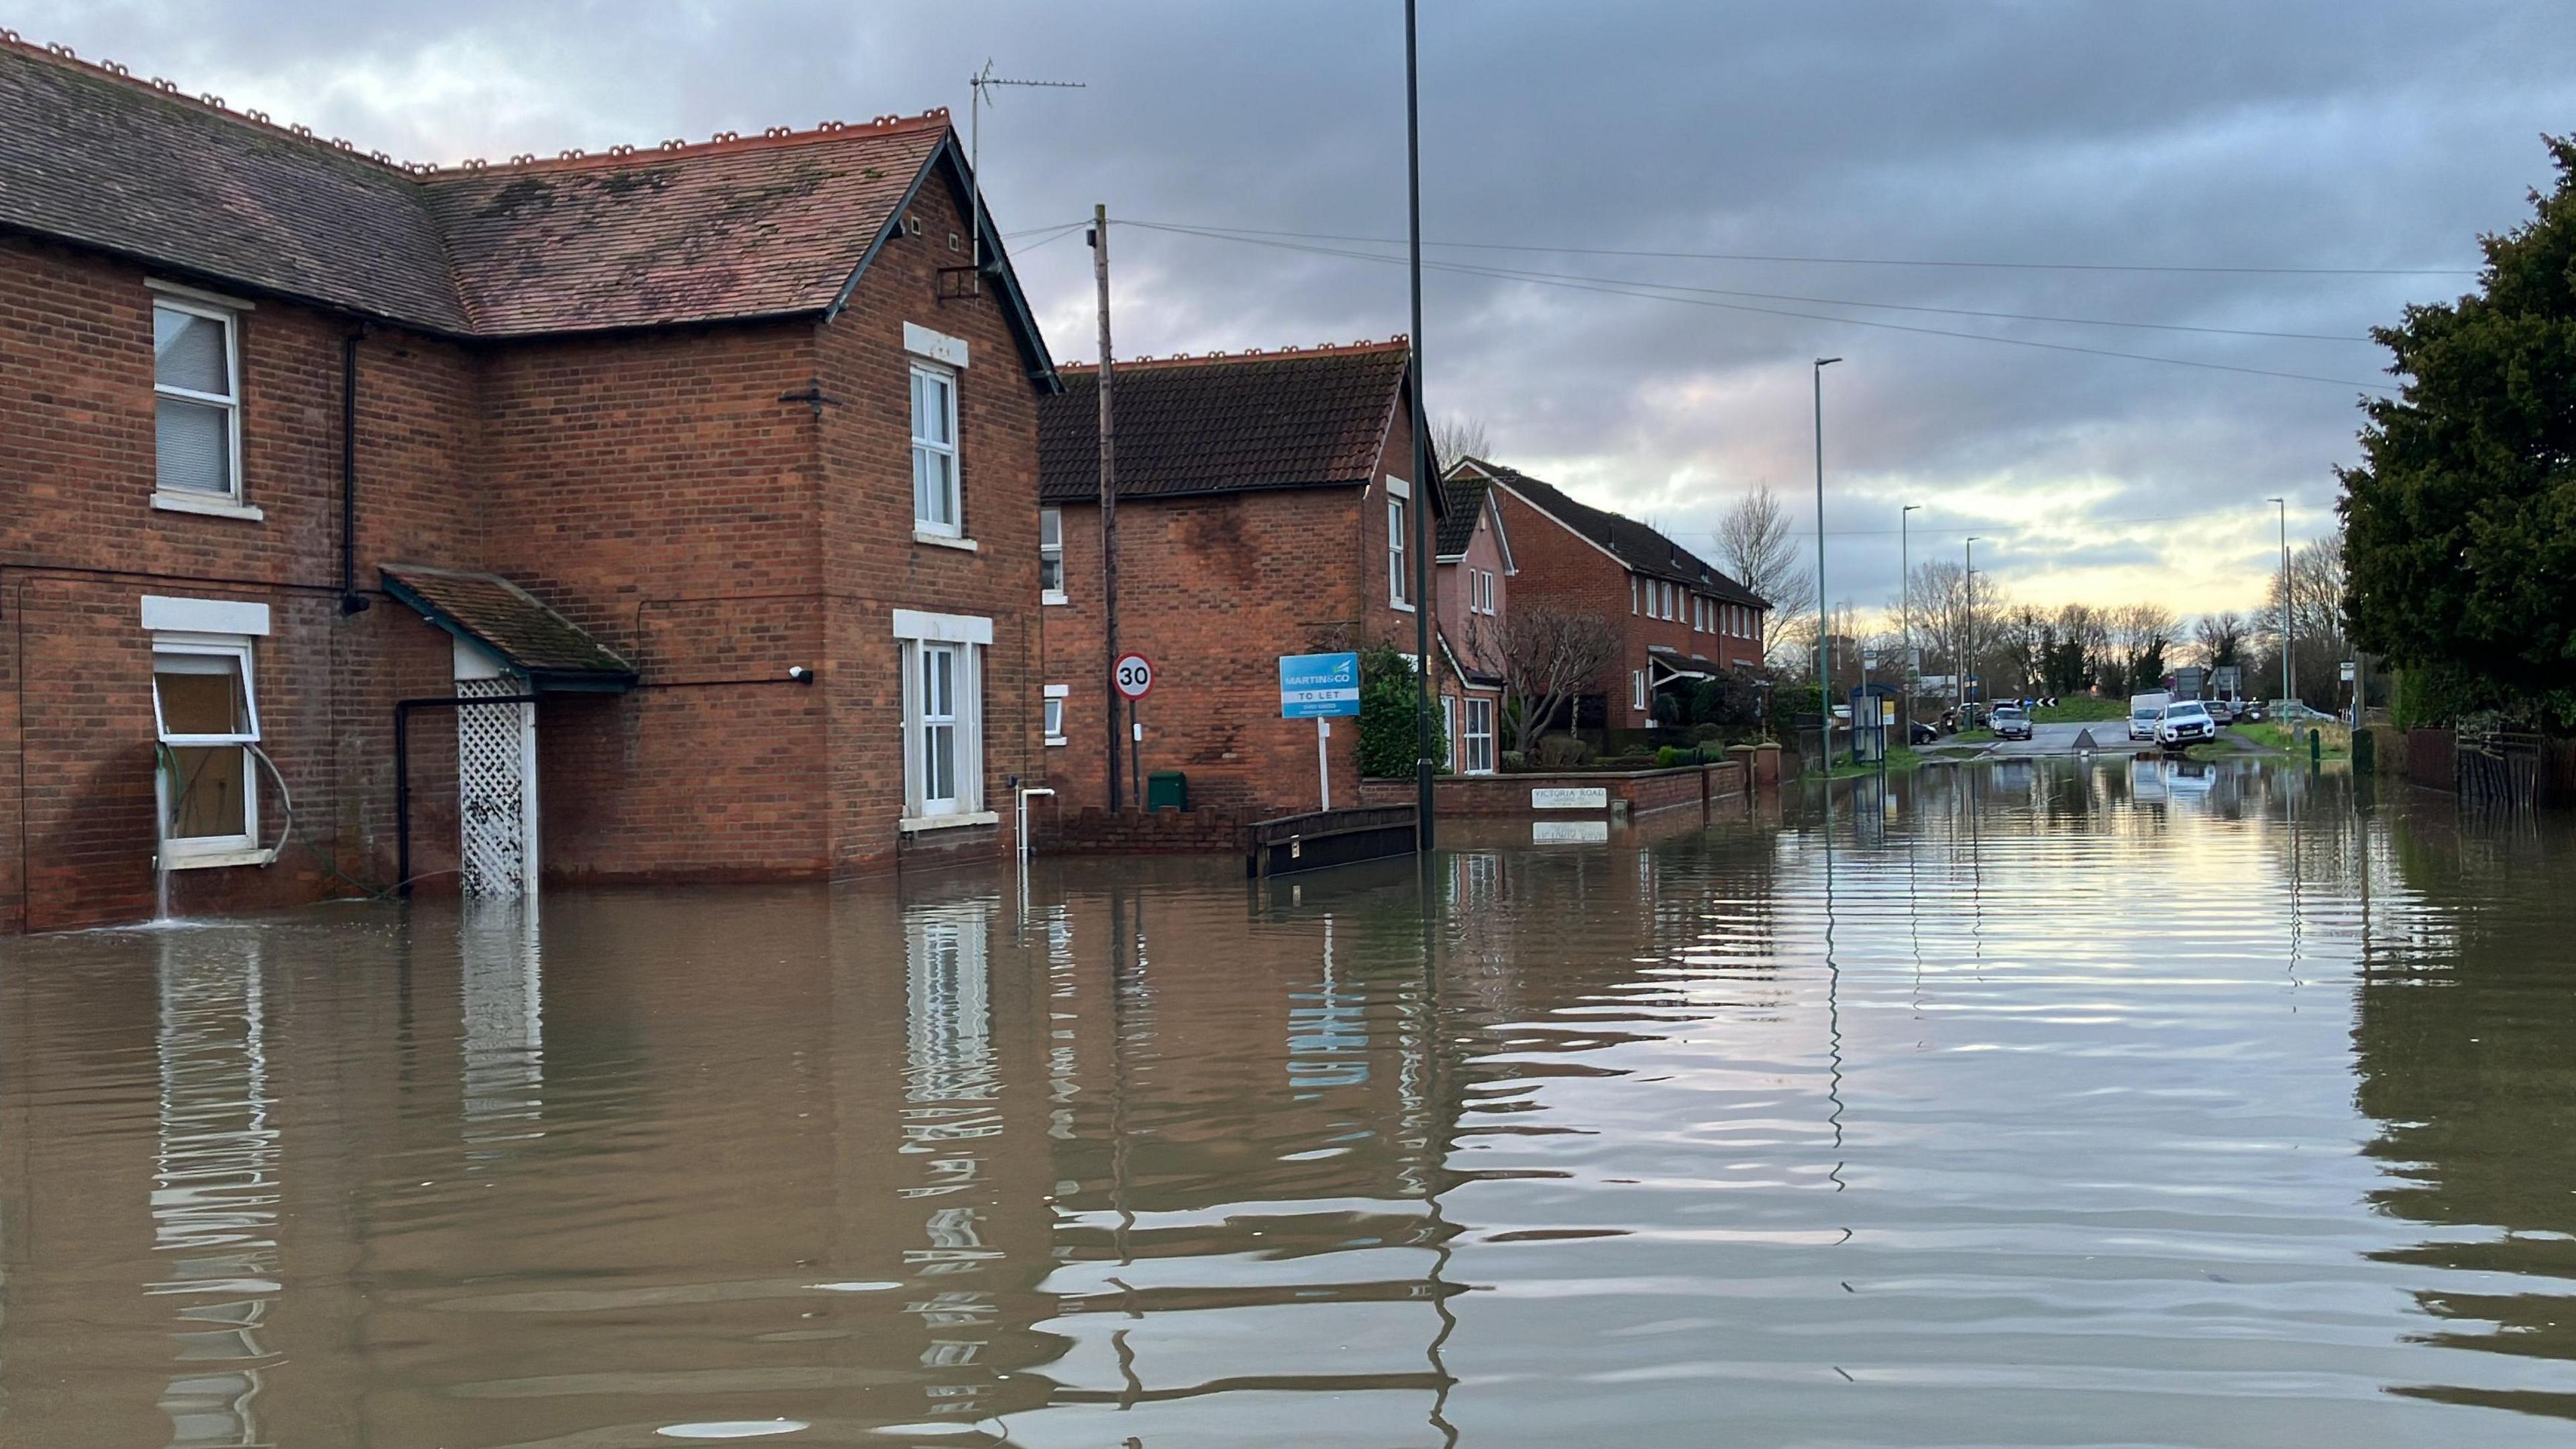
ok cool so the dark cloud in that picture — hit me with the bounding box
[25,0,2573,615]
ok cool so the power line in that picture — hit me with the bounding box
[1124,220,2402,393]
[1144,222,2367,343]
[1127,218,2475,278]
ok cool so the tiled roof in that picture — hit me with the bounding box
[1459,458,1768,609]
[1436,468,1491,557]
[1039,341,1413,502]
[417,123,944,335]
[0,34,471,331]
[380,564,637,689]
[0,34,1051,360]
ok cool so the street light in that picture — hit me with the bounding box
[1964,536,1984,712]
[1405,0,1435,849]
[1900,504,1921,740]
[1813,357,1841,767]
[2267,497,2291,707]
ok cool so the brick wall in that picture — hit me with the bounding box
[1357,761,1748,818]
[1029,803,1254,855]
[3,164,1054,930]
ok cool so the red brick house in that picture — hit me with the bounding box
[0,36,1061,931]
[1447,458,1768,735]
[1033,340,1472,814]
[1433,464,1513,774]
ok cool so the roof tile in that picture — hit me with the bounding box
[1039,343,1412,502]
[1462,458,1768,608]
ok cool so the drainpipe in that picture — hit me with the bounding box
[339,329,372,615]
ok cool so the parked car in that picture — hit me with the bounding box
[1991,705,2033,741]
[1909,720,1941,745]
[2157,700,2218,750]
[2128,691,2172,742]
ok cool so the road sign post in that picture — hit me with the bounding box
[1279,651,1362,812]
[1114,653,1154,812]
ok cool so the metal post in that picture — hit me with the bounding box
[1813,358,1840,770]
[1318,717,1332,811]
[1093,205,1123,812]
[1405,0,1436,851]
[2269,497,2292,706]
[1964,536,1982,714]
[1900,504,1919,745]
[1129,700,1142,811]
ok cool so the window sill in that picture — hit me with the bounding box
[901,810,1000,834]
[1042,591,1069,606]
[154,492,265,522]
[914,531,979,553]
[161,845,276,871]
[1389,599,1415,614]
[1044,736,1067,748]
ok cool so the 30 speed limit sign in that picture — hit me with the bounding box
[1113,652,1156,700]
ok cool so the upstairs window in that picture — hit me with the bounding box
[154,639,260,859]
[154,301,240,501]
[1631,577,1640,615]
[1039,508,1066,602]
[911,363,960,536]
[1387,478,1413,608]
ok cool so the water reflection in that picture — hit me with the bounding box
[152,932,279,1448]
[4,760,2576,1444]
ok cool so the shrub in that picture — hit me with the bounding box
[1655,745,1689,768]
[1533,733,1593,768]
[1356,643,1446,777]
[1500,749,1527,772]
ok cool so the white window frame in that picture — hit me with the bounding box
[1386,476,1413,610]
[1044,684,1069,746]
[1631,669,1648,712]
[1441,694,1458,771]
[1631,576,1640,615]
[152,297,247,511]
[920,643,962,814]
[152,633,264,866]
[894,610,994,830]
[1039,507,1067,604]
[1464,697,1496,775]
[911,361,962,539]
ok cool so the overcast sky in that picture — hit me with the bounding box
[27,1,2573,622]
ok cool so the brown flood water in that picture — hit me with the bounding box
[5,755,2575,1446]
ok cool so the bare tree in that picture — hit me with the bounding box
[1714,485,1813,660]
[1431,414,1493,470]
[2251,530,2349,704]
[2193,611,2249,669]
[1474,602,1621,752]
[2108,602,2180,692]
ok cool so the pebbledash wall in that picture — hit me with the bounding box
[1,161,1046,932]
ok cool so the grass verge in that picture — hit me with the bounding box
[1823,747,1928,779]
[2034,697,2129,723]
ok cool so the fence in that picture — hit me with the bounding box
[2455,724,2547,808]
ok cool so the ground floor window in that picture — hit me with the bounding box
[1044,684,1069,745]
[152,637,260,858]
[1464,697,1496,774]
[1631,669,1648,712]
[895,610,991,824]
[1441,694,1458,771]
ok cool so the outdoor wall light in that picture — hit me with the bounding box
[787,665,814,684]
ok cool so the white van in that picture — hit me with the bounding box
[2128,692,2171,743]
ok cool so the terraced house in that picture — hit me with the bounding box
[0,36,1061,931]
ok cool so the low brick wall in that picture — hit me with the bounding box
[1357,761,1749,818]
[1030,804,1254,855]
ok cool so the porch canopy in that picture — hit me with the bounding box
[380,564,637,692]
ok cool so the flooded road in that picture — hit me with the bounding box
[5,757,2573,1446]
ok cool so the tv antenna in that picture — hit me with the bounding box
[969,60,1084,272]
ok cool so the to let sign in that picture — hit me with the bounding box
[1279,651,1361,718]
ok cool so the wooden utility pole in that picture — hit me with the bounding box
[1092,204,1123,812]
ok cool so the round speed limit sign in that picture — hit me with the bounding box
[1113,652,1155,700]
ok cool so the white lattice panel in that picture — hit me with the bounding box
[455,679,533,897]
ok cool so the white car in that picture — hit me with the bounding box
[2157,700,2218,750]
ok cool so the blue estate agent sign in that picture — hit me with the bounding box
[1279,651,1362,718]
